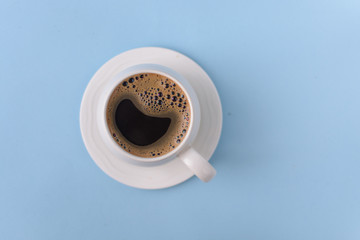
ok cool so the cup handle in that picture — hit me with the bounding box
[179,148,216,182]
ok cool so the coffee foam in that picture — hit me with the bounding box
[106,73,191,158]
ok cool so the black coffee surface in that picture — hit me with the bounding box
[106,72,191,158]
[115,99,171,146]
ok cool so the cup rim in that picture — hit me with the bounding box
[101,64,199,163]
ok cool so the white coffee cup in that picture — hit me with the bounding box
[96,63,216,182]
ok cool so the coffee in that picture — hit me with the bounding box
[106,73,191,158]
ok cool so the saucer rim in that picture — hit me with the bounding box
[80,47,222,189]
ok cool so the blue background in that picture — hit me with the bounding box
[1,0,360,239]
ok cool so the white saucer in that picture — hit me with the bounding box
[80,47,222,189]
